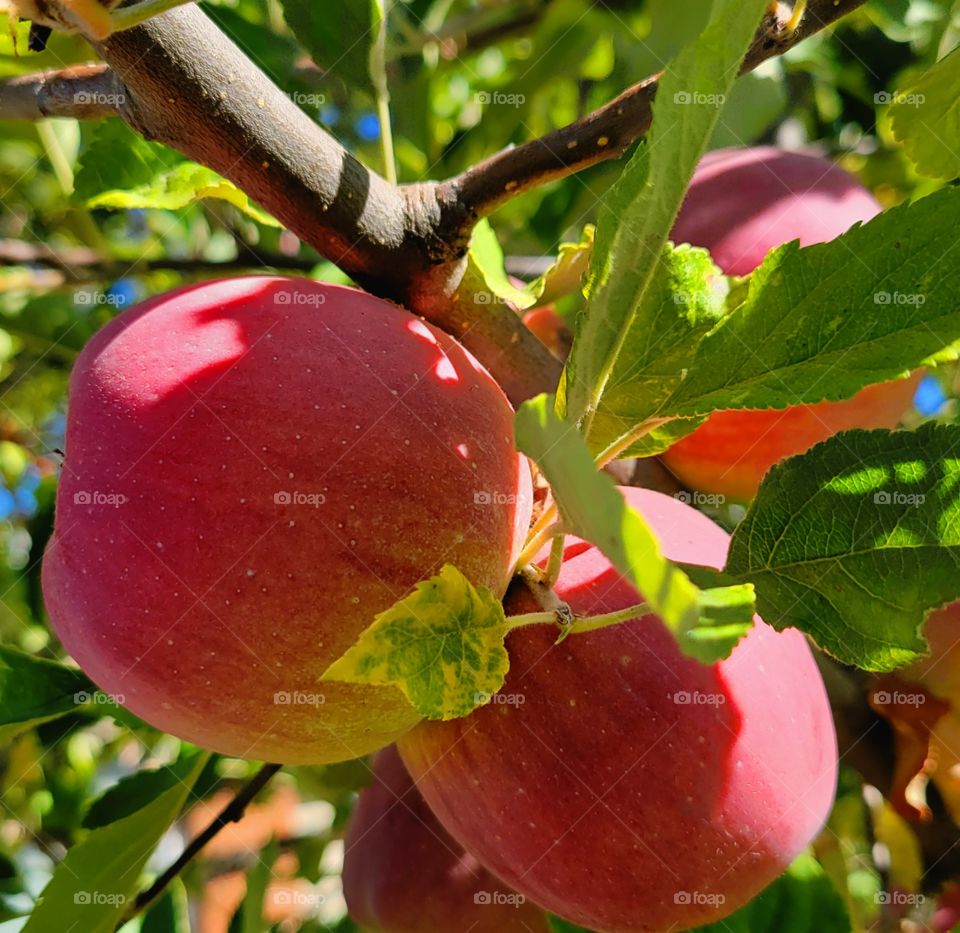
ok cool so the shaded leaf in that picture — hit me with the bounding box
[83,748,210,829]
[727,423,960,671]
[0,645,92,745]
[278,0,380,93]
[23,753,209,933]
[228,840,278,933]
[142,880,189,933]
[690,853,850,932]
[75,120,278,225]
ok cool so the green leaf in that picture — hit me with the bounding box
[726,423,960,671]
[141,880,190,933]
[548,918,589,932]
[322,565,511,720]
[709,67,788,150]
[890,47,960,180]
[228,840,278,933]
[469,220,533,308]
[278,0,380,93]
[689,853,850,932]
[564,0,769,432]
[23,753,209,933]
[0,645,92,744]
[610,416,705,459]
[528,226,594,308]
[565,243,726,456]
[664,187,960,418]
[515,394,755,662]
[75,120,278,225]
[83,748,209,829]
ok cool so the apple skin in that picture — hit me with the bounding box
[342,745,550,933]
[522,306,571,358]
[662,147,920,502]
[42,276,532,764]
[398,486,837,933]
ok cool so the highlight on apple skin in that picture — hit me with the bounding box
[662,146,921,502]
[398,486,838,933]
[42,276,532,764]
[342,744,549,933]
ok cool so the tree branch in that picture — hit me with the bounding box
[96,5,432,287]
[119,762,282,926]
[85,5,562,404]
[0,238,316,276]
[0,63,122,120]
[0,0,869,407]
[438,0,869,231]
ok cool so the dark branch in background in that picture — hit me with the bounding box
[0,238,316,277]
[119,762,282,926]
[400,4,543,58]
[0,63,121,120]
[439,0,870,233]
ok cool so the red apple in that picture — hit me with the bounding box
[43,276,532,764]
[342,745,549,932]
[522,306,571,358]
[398,486,837,933]
[662,147,920,502]
[934,883,960,932]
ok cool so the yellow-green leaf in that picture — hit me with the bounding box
[890,48,960,180]
[322,565,511,720]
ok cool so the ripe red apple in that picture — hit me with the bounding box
[342,745,549,933]
[398,486,837,933]
[43,276,532,764]
[662,147,920,502]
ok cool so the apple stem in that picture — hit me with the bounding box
[514,515,562,572]
[557,603,652,641]
[512,564,649,641]
[370,0,397,184]
[542,534,564,589]
[785,0,808,34]
[526,499,559,546]
[505,602,650,641]
[518,563,571,615]
[594,417,674,469]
